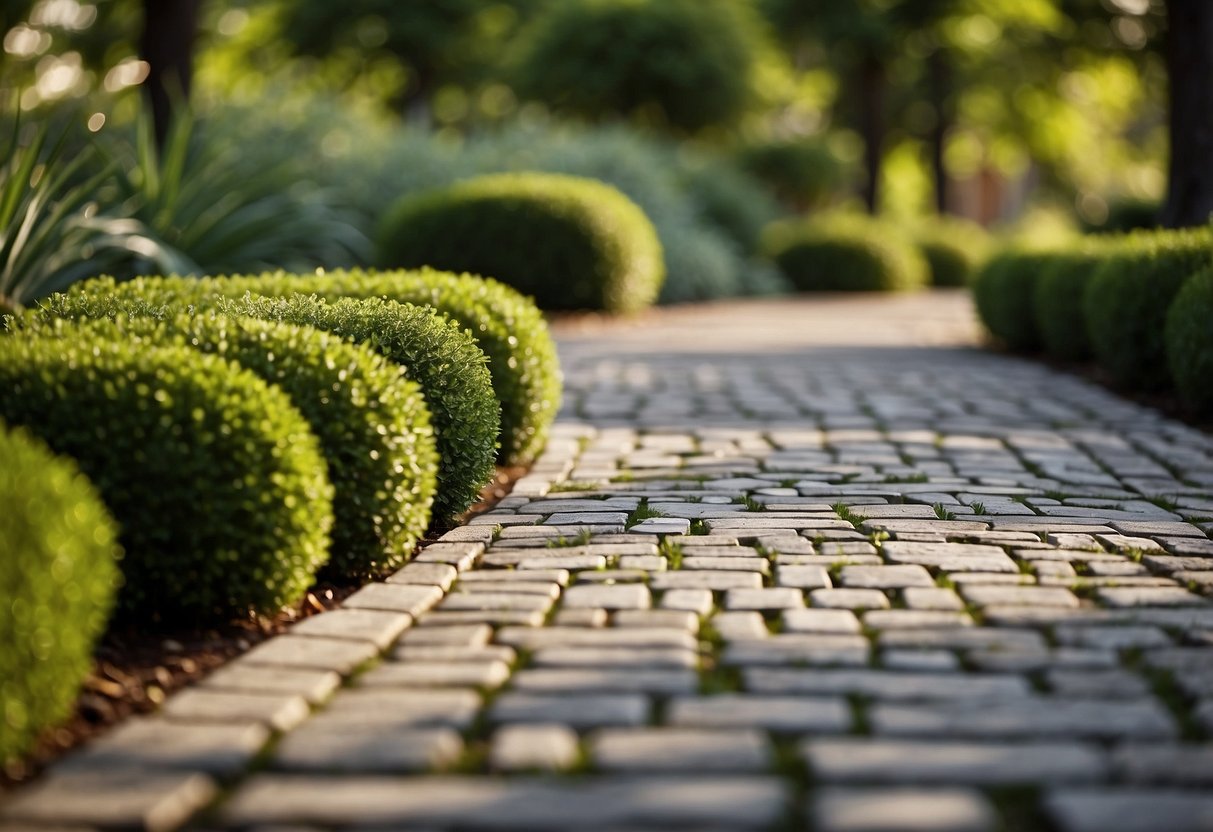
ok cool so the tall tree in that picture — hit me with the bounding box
[140,0,202,147]
[1159,0,1213,227]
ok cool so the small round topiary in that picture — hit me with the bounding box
[511,0,765,133]
[762,215,929,293]
[1083,226,1213,389]
[376,171,665,314]
[735,139,850,212]
[1166,267,1213,414]
[972,249,1057,352]
[1031,240,1124,362]
[911,218,992,288]
[0,424,121,766]
[24,296,440,581]
[221,293,499,522]
[0,332,334,622]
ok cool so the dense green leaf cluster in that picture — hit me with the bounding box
[763,215,928,293]
[23,296,439,581]
[736,139,851,213]
[0,334,333,621]
[1083,227,1213,388]
[218,293,498,521]
[972,249,1055,352]
[377,172,665,313]
[910,218,992,288]
[1165,268,1213,413]
[0,424,120,765]
[1031,241,1125,361]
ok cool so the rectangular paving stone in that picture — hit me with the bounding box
[490,693,650,728]
[272,724,463,773]
[1046,668,1150,698]
[614,608,699,630]
[782,608,862,634]
[776,565,832,588]
[400,623,491,646]
[668,694,850,733]
[438,592,554,613]
[878,627,1047,651]
[590,728,771,772]
[517,554,608,570]
[417,609,547,627]
[960,585,1080,608]
[220,774,787,829]
[809,588,891,610]
[454,580,562,597]
[685,556,770,573]
[563,583,652,610]
[239,635,380,674]
[712,611,770,640]
[862,610,974,630]
[723,634,870,667]
[725,587,804,611]
[160,689,310,732]
[531,646,698,669]
[495,626,698,650]
[870,697,1176,740]
[358,660,511,689]
[458,568,570,585]
[881,648,962,672]
[551,607,608,627]
[880,542,1017,572]
[650,571,763,591]
[391,644,516,663]
[804,738,1107,784]
[510,667,698,695]
[317,688,481,729]
[744,668,1032,700]
[902,587,965,611]
[812,787,997,832]
[52,718,269,777]
[344,583,444,616]
[1045,789,1213,832]
[290,609,412,648]
[388,562,458,589]
[1112,744,1213,786]
[0,771,217,831]
[1096,586,1209,607]
[490,724,580,772]
[661,588,715,614]
[200,664,340,705]
[839,565,935,589]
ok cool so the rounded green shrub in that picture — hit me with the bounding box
[0,424,121,765]
[972,249,1058,351]
[376,171,665,314]
[911,218,992,287]
[1166,267,1213,413]
[24,295,439,581]
[220,293,499,521]
[0,333,333,622]
[736,139,850,212]
[511,0,765,133]
[762,215,929,292]
[1031,240,1124,362]
[1083,227,1213,389]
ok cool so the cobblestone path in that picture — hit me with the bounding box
[5,291,1213,832]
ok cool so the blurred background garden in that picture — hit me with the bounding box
[1,0,1197,312]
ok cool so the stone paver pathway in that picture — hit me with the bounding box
[5,291,1213,832]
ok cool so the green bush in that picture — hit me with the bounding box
[0,333,333,621]
[1166,267,1213,413]
[973,249,1059,352]
[25,295,439,581]
[911,218,992,287]
[377,171,665,313]
[0,424,121,765]
[1083,227,1213,388]
[511,0,765,133]
[762,215,928,292]
[736,138,850,212]
[219,293,499,521]
[1032,240,1124,362]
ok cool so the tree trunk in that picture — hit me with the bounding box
[927,48,953,216]
[857,54,886,214]
[140,0,202,150]
[1160,0,1213,228]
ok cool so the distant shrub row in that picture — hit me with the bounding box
[972,226,1213,412]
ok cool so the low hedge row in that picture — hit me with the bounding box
[0,424,120,765]
[0,333,334,621]
[762,215,929,293]
[376,171,666,314]
[911,217,991,288]
[972,225,1213,412]
[27,296,440,580]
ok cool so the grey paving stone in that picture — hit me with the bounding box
[490,693,650,727]
[490,724,581,772]
[723,634,870,667]
[552,608,610,627]
[902,587,966,610]
[200,664,341,705]
[725,587,804,611]
[838,565,935,589]
[1046,668,1150,698]
[1097,586,1209,607]
[51,718,269,777]
[775,565,832,588]
[439,591,555,612]
[590,728,771,772]
[417,609,547,627]
[804,738,1107,784]
[454,580,562,597]
[0,771,217,831]
[650,571,764,591]
[744,668,1031,700]
[358,660,511,689]
[614,608,700,630]
[782,608,863,634]
[496,626,697,650]
[391,644,517,663]
[220,774,788,829]
[713,611,770,639]
[880,649,962,672]
[870,697,1176,740]
[1053,625,1173,650]
[272,724,463,773]
[344,583,444,615]
[510,667,698,695]
[809,588,891,610]
[531,646,698,669]
[1045,789,1213,832]
[685,556,770,573]
[459,568,570,585]
[863,610,974,630]
[812,787,997,832]
[880,542,1017,572]
[563,583,652,610]
[400,623,492,645]
[316,688,481,729]
[878,627,1047,651]
[619,554,668,570]
[661,588,715,614]
[290,609,412,647]
[238,635,380,674]
[387,562,458,589]
[960,585,1080,607]
[159,689,310,732]
[518,554,608,570]
[1112,744,1213,785]
[667,695,850,733]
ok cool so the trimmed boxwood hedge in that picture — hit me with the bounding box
[972,249,1058,352]
[219,293,498,521]
[26,295,439,581]
[0,424,121,765]
[0,332,333,621]
[1083,227,1213,389]
[762,215,929,292]
[375,172,665,314]
[911,218,991,287]
[74,268,562,467]
[1031,241,1123,362]
[1166,267,1213,413]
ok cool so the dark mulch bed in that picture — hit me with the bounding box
[2,465,525,786]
